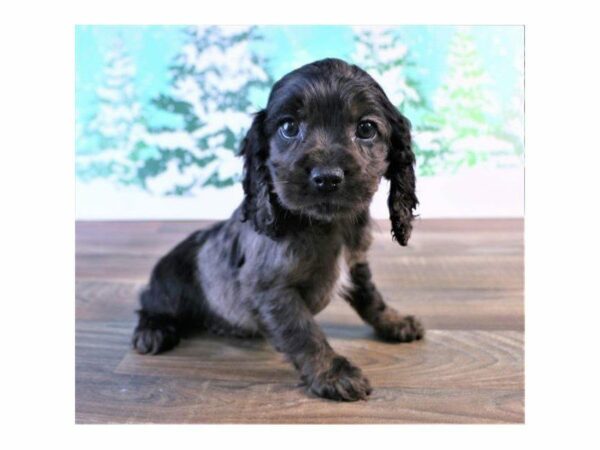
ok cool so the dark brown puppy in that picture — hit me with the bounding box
[132,58,423,401]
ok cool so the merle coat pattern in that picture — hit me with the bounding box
[132,58,424,401]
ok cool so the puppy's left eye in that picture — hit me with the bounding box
[356,120,378,140]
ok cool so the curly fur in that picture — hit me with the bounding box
[132,58,423,401]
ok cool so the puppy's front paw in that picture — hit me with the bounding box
[307,356,372,402]
[375,314,425,343]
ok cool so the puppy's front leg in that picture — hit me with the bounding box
[253,289,371,401]
[343,242,425,342]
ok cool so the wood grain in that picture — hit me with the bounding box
[75,219,524,423]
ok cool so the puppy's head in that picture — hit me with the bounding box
[240,58,418,245]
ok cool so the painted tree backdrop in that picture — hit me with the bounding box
[76,25,524,219]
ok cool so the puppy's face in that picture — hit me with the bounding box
[241,59,417,245]
[262,62,392,221]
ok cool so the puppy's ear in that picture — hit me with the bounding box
[384,106,419,246]
[240,110,280,237]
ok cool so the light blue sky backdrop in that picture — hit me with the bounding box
[75,25,524,219]
[76,25,523,126]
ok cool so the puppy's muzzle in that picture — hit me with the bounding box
[310,167,344,193]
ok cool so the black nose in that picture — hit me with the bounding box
[310,167,344,192]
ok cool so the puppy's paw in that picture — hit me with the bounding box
[375,314,425,343]
[307,356,372,402]
[132,313,180,355]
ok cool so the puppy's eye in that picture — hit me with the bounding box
[279,120,300,139]
[356,120,377,139]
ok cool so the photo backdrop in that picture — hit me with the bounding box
[75,25,524,219]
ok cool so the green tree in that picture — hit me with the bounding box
[351,26,441,176]
[352,26,424,111]
[432,27,509,171]
[496,51,525,167]
[141,26,271,195]
[76,37,147,186]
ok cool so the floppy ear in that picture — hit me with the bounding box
[239,110,281,237]
[384,107,419,246]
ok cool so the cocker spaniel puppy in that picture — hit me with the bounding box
[132,58,423,401]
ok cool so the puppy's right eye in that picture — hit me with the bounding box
[279,120,300,139]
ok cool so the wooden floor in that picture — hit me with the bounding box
[75,218,524,424]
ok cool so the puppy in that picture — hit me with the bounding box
[132,58,423,401]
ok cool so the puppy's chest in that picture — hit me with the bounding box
[287,238,343,315]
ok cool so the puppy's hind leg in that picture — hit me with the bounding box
[132,291,182,355]
[132,230,209,355]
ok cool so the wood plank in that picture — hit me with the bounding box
[76,384,523,424]
[76,321,523,424]
[76,280,523,330]
[75,219,524,423]
[115,330,523,391]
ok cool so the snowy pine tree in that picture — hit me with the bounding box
[497,51,525,166]
[141,26,271,195]
[352,26,424,111]
[432,27,510,171]
[351,26,442,176]
[76,38,146,186]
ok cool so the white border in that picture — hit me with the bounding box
[3,0,600,448]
